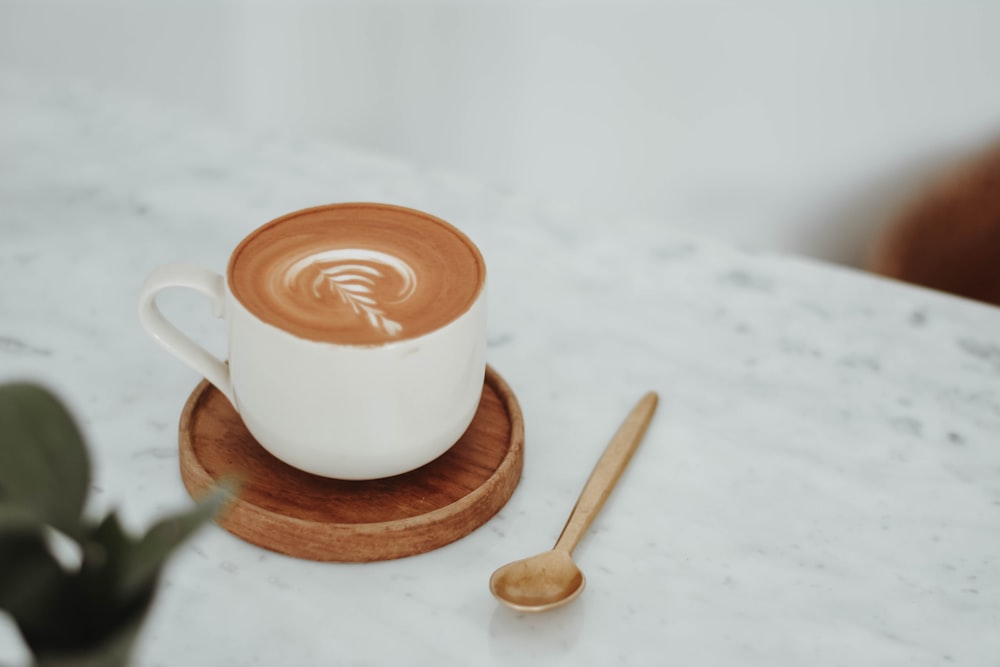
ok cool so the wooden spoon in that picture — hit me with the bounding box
[489,391,659,612]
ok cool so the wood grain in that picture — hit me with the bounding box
[178,366,523,562]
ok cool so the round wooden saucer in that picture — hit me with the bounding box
[178,366,523,562]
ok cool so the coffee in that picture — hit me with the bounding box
[141,201,488,478]
[228,203,485,345]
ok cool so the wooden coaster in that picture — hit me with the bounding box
[178,366,523,562]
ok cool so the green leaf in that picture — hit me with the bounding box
[32,607,148,667]
[79,514,135,608]
[25,485,233,663]
[0,383,90,535]
[0,532,67,641]
[118,484,234,600]
[10,514,156,663]
[3,491,223,667]
[0,504,48,537]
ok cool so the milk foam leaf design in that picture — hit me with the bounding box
[325,272,404,337]
[286,249,417,337]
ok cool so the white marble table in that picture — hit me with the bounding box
[2,71,999,666]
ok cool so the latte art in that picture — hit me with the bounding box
[228,203,485,345]
[283,249,418,337]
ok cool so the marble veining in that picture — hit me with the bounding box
[1,70,999,666]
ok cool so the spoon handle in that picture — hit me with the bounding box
[553,391,659,555]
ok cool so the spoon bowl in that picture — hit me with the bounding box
[490,392,658,612]
[489,549,585,612]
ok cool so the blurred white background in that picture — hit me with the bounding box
[3,1,1000,265]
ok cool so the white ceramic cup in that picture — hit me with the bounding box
[138,204,487,480]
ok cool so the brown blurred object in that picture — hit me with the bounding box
[868,142,1000,307]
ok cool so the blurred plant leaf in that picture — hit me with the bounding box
[78,513,151,616]
[0,531,67,643]
[0,504,47,537]
[0,383,90,536]
[0,380,236,667]
[12,487,231,665]
[32,610,147,667]
[117,484,234,601]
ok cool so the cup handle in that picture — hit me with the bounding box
[138,263,235,406]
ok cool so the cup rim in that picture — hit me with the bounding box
[226,202,487,349]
